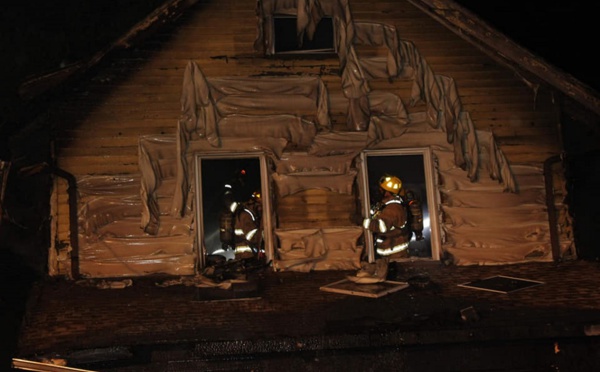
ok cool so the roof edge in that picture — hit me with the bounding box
[18,0,199,101]
[19,0,600,118]
[407,0,600,117]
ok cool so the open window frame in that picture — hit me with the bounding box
[271,15,338,56]
[193,152,274,270]
[359,148,441,263]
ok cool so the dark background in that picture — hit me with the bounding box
[201,158,262,255]
[456,1,598,92]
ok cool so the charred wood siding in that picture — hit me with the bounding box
[51,0,561,259]
[276,189,359,229]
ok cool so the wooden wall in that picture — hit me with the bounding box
[49,0,563,269]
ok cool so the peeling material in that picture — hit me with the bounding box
[60,0,570,278]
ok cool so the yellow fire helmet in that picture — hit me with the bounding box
[379,175,403,195]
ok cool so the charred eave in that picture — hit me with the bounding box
[17,0,199,101]
[408,0,600,120]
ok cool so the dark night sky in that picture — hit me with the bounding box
[0,0,167,150]
[454,1,597,92]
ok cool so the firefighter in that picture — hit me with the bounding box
[218,184,237,251]
[363,175,423,258]
[233,190,264,259]
[405,189,424,242]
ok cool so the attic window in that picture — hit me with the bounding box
[273,15,336,55]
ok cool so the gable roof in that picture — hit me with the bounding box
[409,0,600,117]
[6,0,600,144]
[16,0,195,101]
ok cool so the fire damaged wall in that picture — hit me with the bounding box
[48,0,572,278]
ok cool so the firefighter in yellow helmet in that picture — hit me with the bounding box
[363,175,423,258]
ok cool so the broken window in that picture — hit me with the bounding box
[194,153,274,268]
[359,148,441,262]
[272,15,336,55]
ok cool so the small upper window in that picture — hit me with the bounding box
[273,16,336,55]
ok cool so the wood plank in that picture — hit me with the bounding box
[57,156,141,175]
[277,218,357,229]
[58,146,139,157]
[497,135,561,147]
[57,119,177,132]
[491,127,558,138]
[498,143,561,155]
[61,127,177,138]
[459,93,540,105]
[54,102,181,116]
[504,151,561,165]
[56,137,140,148]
